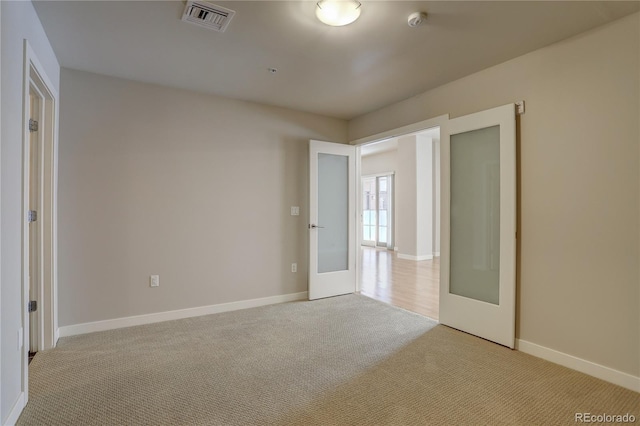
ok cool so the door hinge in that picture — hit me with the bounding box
[28,300,38,313]
[28,210,37,223]
[29,119,39,132]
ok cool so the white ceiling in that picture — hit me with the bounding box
[33,1,639,120]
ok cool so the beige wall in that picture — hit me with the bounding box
[58,69,347,327]
[350,13,640,376]
[1,1,60,421]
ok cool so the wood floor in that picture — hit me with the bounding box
[359,246,440,320]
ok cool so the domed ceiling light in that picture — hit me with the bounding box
[316,0,362,27]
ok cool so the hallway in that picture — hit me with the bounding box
[359,246,439,320]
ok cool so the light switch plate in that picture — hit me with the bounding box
[150,275,160,287]
[291,206,300,216]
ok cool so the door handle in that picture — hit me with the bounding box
[309,224,325,229]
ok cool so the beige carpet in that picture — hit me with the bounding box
[18,294,639,425]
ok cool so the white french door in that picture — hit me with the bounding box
[308,140,357,300]
[362,174,393,248]
[439,104,517,348]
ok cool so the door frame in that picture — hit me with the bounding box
[352,115,449,292]
[21,40,59,400]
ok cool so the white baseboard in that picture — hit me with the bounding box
[393,247,398,252]
[433,252,440,257]
[54,328,60,346]
[397,253,433,261]
[4,392,25,426]
[516,339,640,393]
[59,292,308,338]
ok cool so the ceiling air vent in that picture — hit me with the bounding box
[181,1,235,32]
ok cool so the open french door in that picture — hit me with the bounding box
[439,104,517,348]
[308,140,357,300]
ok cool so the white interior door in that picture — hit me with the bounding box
[439,104,516,348]
[29,91,41,354]
[309,140,356,300]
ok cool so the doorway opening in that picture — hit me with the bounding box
[357,126,441,320]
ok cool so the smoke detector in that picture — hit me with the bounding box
[181,1,236,32]
[407,11,427,28]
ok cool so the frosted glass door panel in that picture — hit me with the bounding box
[450,125,500,305]
[318,153,349,273]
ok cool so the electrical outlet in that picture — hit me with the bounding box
[291,263,297,273]
[150,275,160,287]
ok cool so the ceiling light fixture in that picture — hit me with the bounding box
[316,0,362,27]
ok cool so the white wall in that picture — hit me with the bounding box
[396,137,415,257]
[361,149,397,176]
[0,1,60,422]
[396,135,433,260]
[58,69,347,327]
[415,135,433,259]
[349,13,640,377]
